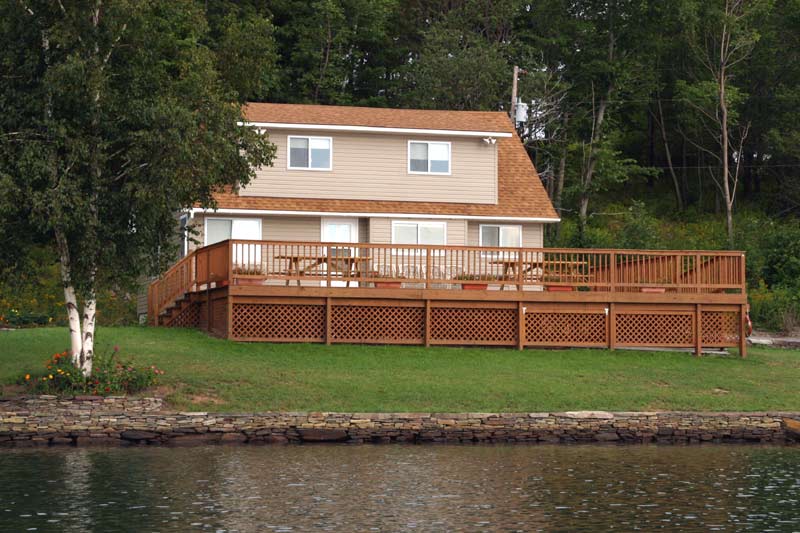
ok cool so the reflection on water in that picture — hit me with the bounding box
[0,444,798,532]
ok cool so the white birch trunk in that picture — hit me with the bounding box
[63,285,83,367]
[80,298,96,376]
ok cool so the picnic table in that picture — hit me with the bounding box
[275,254,372,287]
[488,258,589,290]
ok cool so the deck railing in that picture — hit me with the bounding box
[148,240,746,322]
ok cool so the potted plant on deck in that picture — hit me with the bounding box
[542,274,574,292]
[455,273,497,290]
[640,277,670,293]
[233,264,267,286]
[372,273,405,289]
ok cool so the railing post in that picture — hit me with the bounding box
[695,253,702,293]
[517,248,524,291]
[228,240,234,287]
[609,251,616,293]
[425,249,432,289]
[740,253,746,294]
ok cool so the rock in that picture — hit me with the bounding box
[783,418,800,440]
[560,411,615,419]
[595,431,620,441]
[167,434,221,446]
[220,433,247,443]
[121,430,158,441]
[75,436,122,446]
[297,428,349,442]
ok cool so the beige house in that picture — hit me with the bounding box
[183,103,560,255]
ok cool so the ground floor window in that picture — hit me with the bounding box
[480,224,522,248]
[204,218,262,245]
[391,221,447,246]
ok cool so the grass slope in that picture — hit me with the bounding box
[1,327,798,412]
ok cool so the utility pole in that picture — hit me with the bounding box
[510,65,519,121]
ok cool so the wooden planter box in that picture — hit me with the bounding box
[234,278,267,286]
[461,283,489,290]
[545,285,574,292]
[375,281,403,289]
[640,287,667,293]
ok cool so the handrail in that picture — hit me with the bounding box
[227,240,747,294]
[148,249,199,324]
[149,239,746,324]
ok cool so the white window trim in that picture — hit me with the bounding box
[479,224,523,248]
[203,217,263,246]
[287,135,333,171]
[391,220,447,255]
[407,140,451,175]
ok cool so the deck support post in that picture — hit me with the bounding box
[325,296,332,345]
[608,303,616,350]
[517,300,525,350]
[424,299,431,347]
[739,303,747,358]
[695,303,702,357]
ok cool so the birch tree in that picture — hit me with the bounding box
[682,0,770,246]
[0,0,274,375]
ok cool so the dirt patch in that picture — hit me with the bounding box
[186,392,226,406]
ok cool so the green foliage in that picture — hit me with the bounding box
[21,346,163,396]
[749,283,800,332]
[0,246,136,328]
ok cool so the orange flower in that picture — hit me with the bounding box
[24,374,30,381]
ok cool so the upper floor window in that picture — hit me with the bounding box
[288,136,332,170]
[480,224,521,248]
[408,141,450,174]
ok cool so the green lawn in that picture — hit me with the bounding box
[1,327,798,412]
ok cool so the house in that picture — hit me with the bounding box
[146,103,748,356]
[182,103,560,255]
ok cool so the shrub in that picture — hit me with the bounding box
[21,347,164,396]
[749,283,800,332]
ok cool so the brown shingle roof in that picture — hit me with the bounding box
[243,102,516,133]
[211,103,558,221]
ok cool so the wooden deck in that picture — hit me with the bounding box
[148,240,748,356]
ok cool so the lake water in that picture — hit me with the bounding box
[0,444,798,532]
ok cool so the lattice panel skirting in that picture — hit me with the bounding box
[331,305,425,343]
[431,307,516,344]
[167,302,199,328]
[231,303,325,341]
[615,312,693,346]
[526,312,607,346]
[702,311,740,346]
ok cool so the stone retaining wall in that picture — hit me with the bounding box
[1,396,799,446]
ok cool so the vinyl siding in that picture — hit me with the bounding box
[242,129,497,204]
